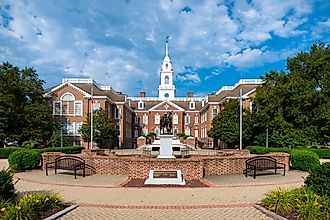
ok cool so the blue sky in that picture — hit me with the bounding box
[0,0,329,97]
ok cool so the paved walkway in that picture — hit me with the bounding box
[0,159,309,219]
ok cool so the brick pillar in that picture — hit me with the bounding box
[137,136,146,147]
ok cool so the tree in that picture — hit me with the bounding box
[0,62,53,146]
[80,109,117,147]
[208,100,253,148]
[253,42,330,147]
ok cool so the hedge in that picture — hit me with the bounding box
[290,149,320,171]
[0,148,21,159]
[246,146,330,159]
[245,146,292,154]
[0,146,84,159]
[305,162,330,197]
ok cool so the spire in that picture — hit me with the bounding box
[165,36,169,57]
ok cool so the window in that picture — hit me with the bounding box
[185,115,190,124]
[134,130,139,138]
[174,128,178,136]
[143,114,148,124]
[165,63,168,69]
[155,114,160,124]
[138,101,145,109]
[62,122,83,136]
[115,108,121,119]
[143,128,148,136]
[165,75,169,84]
[185,127,190,135]
[173,113,178,124]
[93,102,100,111]
[53,101,61,115]
[75,122,82,135]
[155,128,160,137]
[164,93,169,98]
[194,129,198,138]
[250,101,257,113]
[135,116,139,124]
[212,108,218,119]
[195,115,198,124]
[75,101,82,115]
[61,93,75,115]
[189,101,195,109]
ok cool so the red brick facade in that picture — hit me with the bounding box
[42,151,289,180]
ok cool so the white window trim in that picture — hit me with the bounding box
[74,101,83,116]
[185,115,190,125]
[173,113,178,125]
[53,101,62,116]
[138,101,145,109]
[63,122,82,137]
[155,113,160,125]
[189,101,195,110]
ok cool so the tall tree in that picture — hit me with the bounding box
[253,42,330,147]
[208,100,253,148]
[80,109,117,147]
[0,62,53,146]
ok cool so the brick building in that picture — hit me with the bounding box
[45,40,262,149]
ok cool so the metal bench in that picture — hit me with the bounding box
[45,156,85,179]
[245,156,285,179]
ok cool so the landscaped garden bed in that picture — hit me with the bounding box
[0,168,72,219]
[259,162,330,220]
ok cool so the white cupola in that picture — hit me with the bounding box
[158,37,175,100]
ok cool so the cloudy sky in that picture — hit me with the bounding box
[0,0,329,96]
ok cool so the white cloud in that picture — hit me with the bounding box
[177,72,201,84]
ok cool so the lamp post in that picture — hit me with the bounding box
[266,126,269,148]
[239,89,243,150]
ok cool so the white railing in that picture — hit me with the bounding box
[215,79,263,95]
[128,96,206,101]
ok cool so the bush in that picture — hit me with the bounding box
[21,140,42,149]
[0,169,15,200]
[37,146,84,154]
[1,193,64,220]
[8,150,41,171]
[0,148,21,159]
[310,148,330,159]
[246,146,292,154]
[291,149,320,171]
[261,187,330,220]
[305,162,330,197]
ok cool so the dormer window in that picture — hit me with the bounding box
[189,101,195,109]
[138,101,145,109]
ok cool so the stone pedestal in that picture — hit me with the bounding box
[157,134,175,158]
[144,170,186,185]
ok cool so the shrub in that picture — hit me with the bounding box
[37,146,84,154]
[8,150,41,171]
[1,193,64,220]
[291,149,320,171]
[261,187,330,220]
[310,148,330,159]
[246,146,292,154]
[0,169,15,200]
[305,162,330,197]
[0,148,21,159]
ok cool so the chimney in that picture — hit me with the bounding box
[188,92,193,97]
[140,91,146,98]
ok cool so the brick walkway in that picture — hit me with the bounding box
[0,159,308,219]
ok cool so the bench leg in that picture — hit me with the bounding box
[83,168,85,177]
[283,166,286,176]
[253,168,256,179]
[46,167,48,176]
[74,169,77,179]
[275,168,277,175]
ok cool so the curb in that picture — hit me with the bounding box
[254,204,288,220]
[43,204,78,220]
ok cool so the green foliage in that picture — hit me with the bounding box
[176,133,190,139]
[8,150,41,171]
[305,162,330,197]
[208,99,253,147]
[80,109,117,146]
[291,149,320,171]
[21,140,41,149]
[48,133,70,148]
[0,169,15,201]
[310,148,330,159]
[245,146,292,154]
[0,148,21,159]
[37,146,84,154]
[261,187,330,220]
[253,43,330,147]
[0,193,64,220]
[0,62,54,146]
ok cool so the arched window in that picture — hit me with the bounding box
[61,93,75,115]
[165,76,169,84]
[164,93,169,98]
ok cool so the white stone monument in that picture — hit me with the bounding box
[157,134,175,158]
[144,170,186,185]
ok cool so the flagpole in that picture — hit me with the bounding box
[91,82,94,150]
[239,89,243,150]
